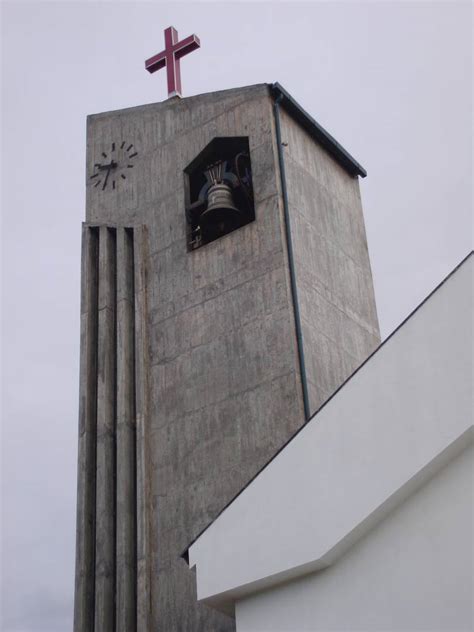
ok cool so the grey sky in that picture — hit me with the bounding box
[1,1,472,630]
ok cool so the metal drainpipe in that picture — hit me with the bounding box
[273,94,311,422]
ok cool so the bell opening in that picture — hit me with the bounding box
[184,137,255,250]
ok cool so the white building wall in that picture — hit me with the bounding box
[188,255,473,617]
[236,441,473,632]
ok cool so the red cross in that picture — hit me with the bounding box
[145,26,200,98]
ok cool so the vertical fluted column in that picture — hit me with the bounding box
[75,223,148,630]
[134,226,152,630]
[74,226,99,632]
[116,228,137,630]
[95,226,117,632]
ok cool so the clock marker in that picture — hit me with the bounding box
[91,142,136,192]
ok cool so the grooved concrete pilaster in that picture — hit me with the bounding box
[74,226,98,632]
[116,228,137,631]
[95,226,117,632]
[133,226,152,631]
[75,225,147,631]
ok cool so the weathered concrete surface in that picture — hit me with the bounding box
[74,226,98,632]
[84,84,304,632]
[74,225,147,631]
[95,227,116,632]
[116,228,136,631]
[279,107,380,412]
[77,83,380,631]
[132,225,152,630]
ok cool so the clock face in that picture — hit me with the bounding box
[89,141,138,191]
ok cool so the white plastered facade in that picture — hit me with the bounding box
[188,253,473,631]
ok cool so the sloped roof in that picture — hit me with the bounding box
[184,252,473,615]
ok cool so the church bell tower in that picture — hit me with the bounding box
[74,76,380,630]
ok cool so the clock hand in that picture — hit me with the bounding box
[98,160,117,171]
[102,165,111,190]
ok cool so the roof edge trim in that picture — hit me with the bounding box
[269,82,367,178]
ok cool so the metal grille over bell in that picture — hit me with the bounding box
[199,161,242,241]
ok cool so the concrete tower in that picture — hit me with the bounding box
[74,83,380,631]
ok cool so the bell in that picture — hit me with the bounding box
[199,181,243,240]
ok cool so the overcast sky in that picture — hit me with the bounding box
[1,1,472,630]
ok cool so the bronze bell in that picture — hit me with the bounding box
[199,162,243,240]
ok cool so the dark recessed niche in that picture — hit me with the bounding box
[184,137,255,250]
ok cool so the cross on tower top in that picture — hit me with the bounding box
[145,26,200,98]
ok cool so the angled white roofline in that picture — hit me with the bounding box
[186,252,473,616]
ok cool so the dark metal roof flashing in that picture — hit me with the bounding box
[269,82,367,178]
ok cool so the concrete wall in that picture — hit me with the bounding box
[84,85,305,631]
[188,255,473,619]
[236,442,474,632]
[279,108,380,412]
[79,84,380,630]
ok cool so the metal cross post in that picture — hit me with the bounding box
[145,26,200,98]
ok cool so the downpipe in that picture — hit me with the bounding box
[273,93,311,422]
